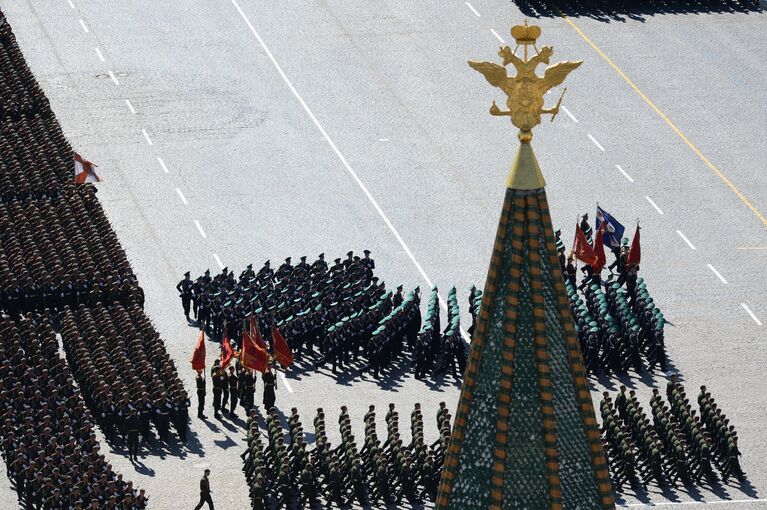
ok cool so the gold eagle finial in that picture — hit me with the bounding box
[468,22,582,140]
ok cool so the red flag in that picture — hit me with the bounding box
[592,224,607,273]
[220,332,234,370]
[572,224,598,266]
[272,325,293,368]
[73,153,101,184]
[626,224,641,268]
[250,316,268,351]
[240,329,268,373]
[191,330,206,371]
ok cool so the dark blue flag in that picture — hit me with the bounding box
[595,206,626,250]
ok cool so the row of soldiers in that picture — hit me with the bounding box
[179,254,470,383]
[197,359,277,420]
[0,313,146,509]
[601,378,743,491]
[243,402,453,509]
[413,287,468,379]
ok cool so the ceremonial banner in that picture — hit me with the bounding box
[73,153,101,184]
[595,206,625,249]
[250,316,268,351]
[272,325,293,368]
[221,332,234,370]
[241,327,268,373]
[626,224,641,268]
[191,330,205,371]
[592,224,607,273]
[572,224,598,266]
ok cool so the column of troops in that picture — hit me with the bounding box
[0,313,147,509]
[180,254,471,382]
[601,378,743,491]
[242,402,452,509]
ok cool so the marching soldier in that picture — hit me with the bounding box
[177,271,194,321]
[196,370,207,420]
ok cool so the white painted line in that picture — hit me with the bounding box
[587,133,605,152]
[378,138,389,142]
[157,156,169,173]
[624,497,767,507]
[193,220,207,238]
[645,196,664,215]
[141,129,153,145]
[95,47,105,62]
[108,70,119,85]
[213,253,224,270]
[465,2,481,16]
[229,0,470,342]
[741,303,763,326]
[279,372,294,393]
[68,0,76,8]
[615,164,634,183]
[676,230,696,250]
[79,19,89,33]
[490,28,505,44]
[706,264,727,284]
[175,188,188,205]
[561,105,578,123]
[125,99,136,114]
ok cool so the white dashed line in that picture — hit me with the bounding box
[587,133,605,152]
[706,264,727,284]
[175,188,188,205]
[193,220,207,238]
[624,497,767,507]
[108,70,119,85]
[676,230,696,250]
[378,138,389,142]
[141,129,153,145]
[561,105,578,123]
[79,19,89,33]
[490,29,505,43]
[279,372,294,393]
[157,157,169,174]
[213,253,224,270]
[465,2,481,16]
[615,164,634,183]
[741,303,763,326]
[68,0,76,8]
[95,47,105,62]
[645,196,664,215]
[125,99,136,114]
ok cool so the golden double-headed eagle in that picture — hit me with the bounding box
[469,22,582,134]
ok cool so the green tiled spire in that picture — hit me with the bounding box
[435,152,615,509]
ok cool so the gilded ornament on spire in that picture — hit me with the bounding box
[468,21,582,139]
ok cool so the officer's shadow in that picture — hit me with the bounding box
[130,458,155,477]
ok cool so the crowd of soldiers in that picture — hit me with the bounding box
[601,377,743,491]
[555,226,667,377]
[198,359,277,421]
[242,402,452,509]
[179,253,470,382]
[0,313,146,509]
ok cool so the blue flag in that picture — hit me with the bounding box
[595,206,625,250]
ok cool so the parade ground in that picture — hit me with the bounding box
[2,0,766,508]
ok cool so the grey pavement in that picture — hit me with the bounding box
[1,0,766,508]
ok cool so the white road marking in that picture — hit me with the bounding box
[213,253,224,270]
[676,230,696,250]
[95,47,105,62]
[561,105,578,123]
[279,372,294,393]
[68,0,76,8]
[736,246,767,250]
[490,29,505,43]
[157,156,169,173]
[125,99,136,114]
[645,196,664,215]
[79,19,89,33]
[465,2,481,16]
[741,303,763,326]
[175,188,188,205]
[587,133,605,152]
[624,497,767,508]
[194,220,207,238]
[141,129,153,145]
[108,70,120,85]
[706,264,727,284]
[615,164,634,183]
[378,138,389,142]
